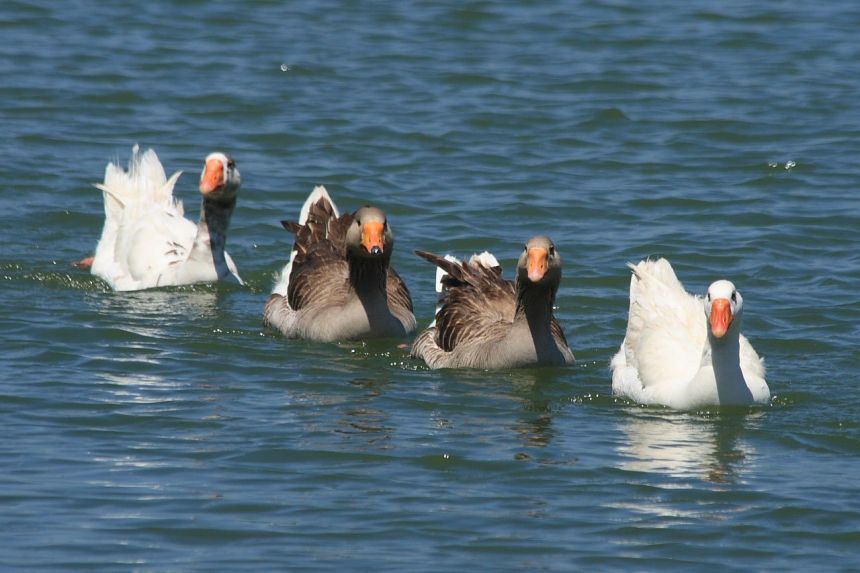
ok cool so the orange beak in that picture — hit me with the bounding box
[526,247,549,282]
[361,221,385,254]
[709,298,733,338]
[200,158,224,194]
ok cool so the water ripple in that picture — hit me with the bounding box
[1,0,859,570]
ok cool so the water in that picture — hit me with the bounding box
[2,1,860,570]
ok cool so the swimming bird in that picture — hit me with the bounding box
[410,236,575,369]
[84,145,242,291]
[263,186,415,341]
[610,258,770,408]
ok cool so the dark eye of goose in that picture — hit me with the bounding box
[549,245,555,256]
[227,159,235,169]
[731,291,737,303]
[706,292,711,301]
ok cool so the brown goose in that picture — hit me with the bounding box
[263,186,416,341]
[410,236,575,369]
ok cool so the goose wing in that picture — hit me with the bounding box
[415,251,515,352]
[624,258,705,389]
[282,195,353,311]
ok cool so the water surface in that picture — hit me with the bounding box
[2,1,859,571]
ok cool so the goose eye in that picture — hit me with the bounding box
[731,291,737,303]
[706,292,711,301]
[227,159,235,169]
[549,245,555,256]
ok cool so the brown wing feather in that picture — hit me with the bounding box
[387,267,413,313]
[550,318,569,348]
[283,196,355,310]
[415,251,516,352]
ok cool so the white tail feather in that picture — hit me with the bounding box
[299,185,338,225]
[628,258,685,299]
[95,145,183,223]
[90,145,183,282]
[469,251,499,269]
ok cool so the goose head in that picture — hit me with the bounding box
[705,280,743,340]
[345,206,393,260]
[200,152,241,202]
[516,235,562,288]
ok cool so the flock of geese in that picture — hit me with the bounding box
[76,146,770,410]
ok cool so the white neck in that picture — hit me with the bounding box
[705,330,754,405]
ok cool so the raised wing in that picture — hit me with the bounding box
[283,195,354,311]
[415,250,515,352]
[624,258,705,388]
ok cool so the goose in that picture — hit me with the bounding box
[263,185,416,341]
[410,236,575,369]
[83,145,242,291]
[610,258,770,408]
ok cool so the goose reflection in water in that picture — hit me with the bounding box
[91,287,222,322]
[334,377,394,448]
[616,410,762,484]
[507,369,562,450]
[85,289,229,389]
[86,288,229,348]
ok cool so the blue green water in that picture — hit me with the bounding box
[2,1,859,570]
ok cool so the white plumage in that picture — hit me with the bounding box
[89,146,242,291]
[611,258,769,408]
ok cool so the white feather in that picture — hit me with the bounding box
[611,258,769,408]
[89,146,240,291]
[469,251,499,269]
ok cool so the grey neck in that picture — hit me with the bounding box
[191,197,236,276]
[348,254,389,298]
[478,278,566,367]
[347,254,396,331]
[515,280,555,327]
[514,279,557,347]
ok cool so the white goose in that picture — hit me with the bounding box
[610,258,769,408]
[86,145,243,291]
